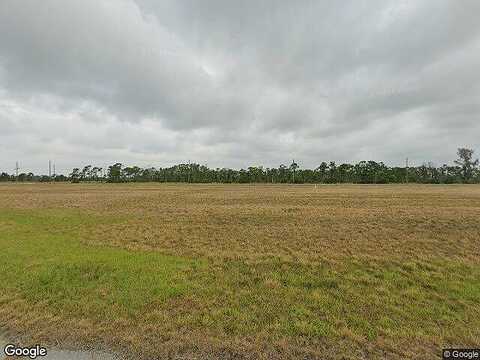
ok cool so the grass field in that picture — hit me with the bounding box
[0,183,479,359]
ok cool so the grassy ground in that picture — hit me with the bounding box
[0,183,479,359]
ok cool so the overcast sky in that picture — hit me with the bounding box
[1,0,479,174]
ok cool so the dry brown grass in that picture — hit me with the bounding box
[3,183,478,262]
[1,183,479,359]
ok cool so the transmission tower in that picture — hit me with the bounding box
[14,161,20,180]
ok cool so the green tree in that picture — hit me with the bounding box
[108,163,123,183]
[315,162,328,183]
[69,168,80,183]
[290,160,299,183]
[80,165,92,181]
[455,148,479,183]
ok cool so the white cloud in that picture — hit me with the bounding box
[0,0,479,174]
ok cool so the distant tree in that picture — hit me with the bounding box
[90,167,101,181]
[337,163,354,183]
[315,162,328,183]
[290,160,299,183]
[455,148,479,183]
[123,166,140,181]
[108,163,123,183]
[69,168,80,183]
[80,165,92,181]
[327,161,337,183]
[55,174,68,182]
[0,172,10,182]
[58,153,480,186]
[276,164,286,183]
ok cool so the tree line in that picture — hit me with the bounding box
[1,148,479,184]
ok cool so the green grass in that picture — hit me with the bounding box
[1,206,479,358]
[0,210,200,319]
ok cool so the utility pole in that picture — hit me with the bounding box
[14,161,20,180]
[53,162,56,177]
[292,159,295,183]
[49,160,51,179]
[405,157,409,184]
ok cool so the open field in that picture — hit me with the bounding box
[0,183,479,359]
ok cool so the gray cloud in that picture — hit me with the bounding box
[0,0,479,174]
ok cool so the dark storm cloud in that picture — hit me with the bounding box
[0,0,479,173]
